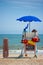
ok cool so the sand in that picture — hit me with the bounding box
[0,53,43,65]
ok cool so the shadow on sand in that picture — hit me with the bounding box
[7,55,33,59]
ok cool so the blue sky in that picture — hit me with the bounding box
[0,0,43,34]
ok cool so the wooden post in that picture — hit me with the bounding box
[3,39,9,58]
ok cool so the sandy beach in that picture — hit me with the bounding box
[0,51,43,65]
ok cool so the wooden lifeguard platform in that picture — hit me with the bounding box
[21,32,39,57]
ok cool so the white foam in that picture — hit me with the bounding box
[0,49,43,54]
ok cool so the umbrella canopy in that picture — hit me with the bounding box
[17,16,41,32]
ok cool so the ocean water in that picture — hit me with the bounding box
[0,34,43,50]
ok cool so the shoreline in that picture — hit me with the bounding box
[0,52,43,65]
[0,50,43,65]
[0,49,43,54]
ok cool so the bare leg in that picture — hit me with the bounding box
[34,44,37,58]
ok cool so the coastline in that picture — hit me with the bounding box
[0,49,43,58]
[0,49,43,65]
[0,49,43,54]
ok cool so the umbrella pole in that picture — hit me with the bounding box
[29,22,30,32]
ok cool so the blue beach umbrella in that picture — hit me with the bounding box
[17,16,41,32]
